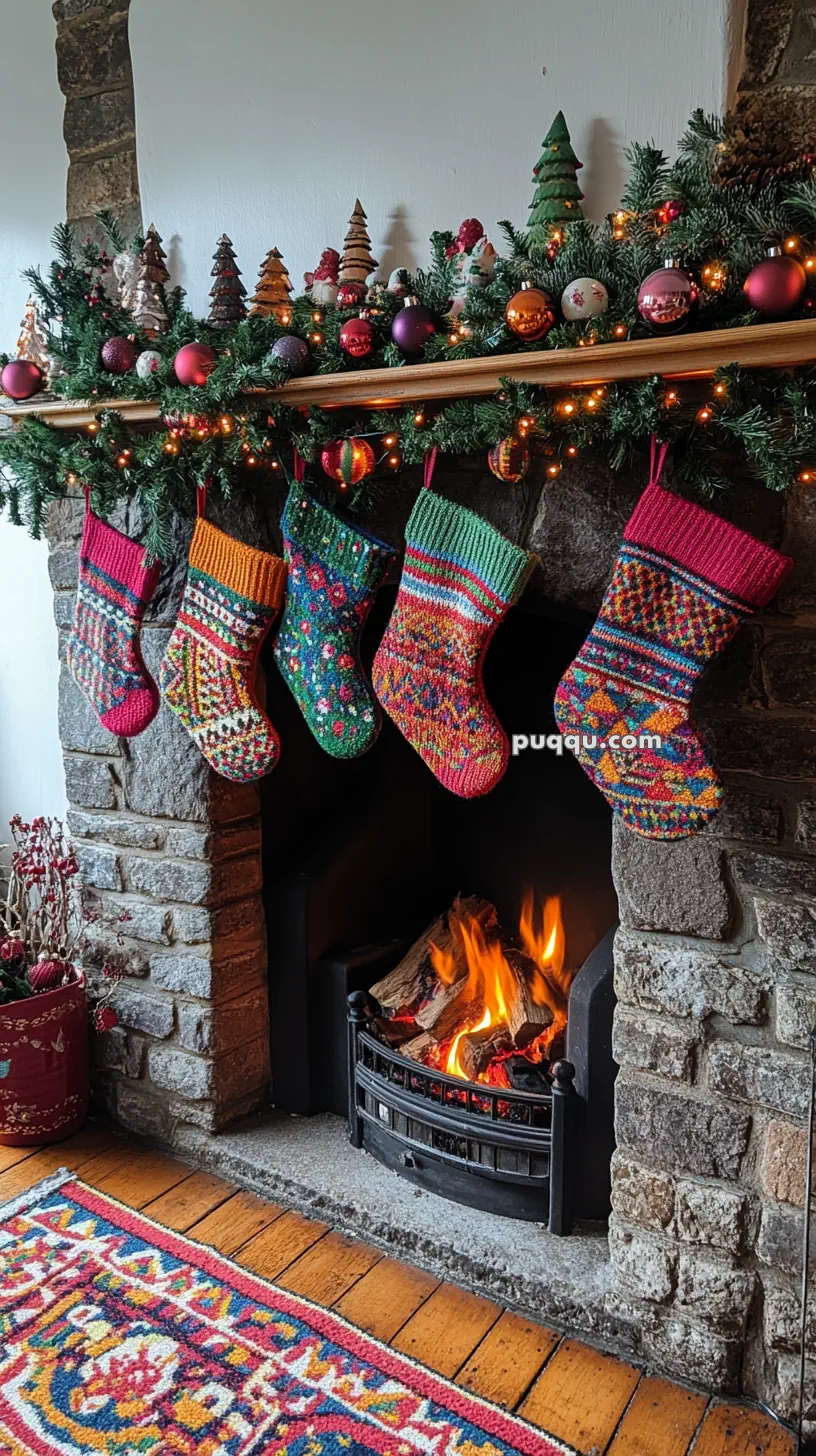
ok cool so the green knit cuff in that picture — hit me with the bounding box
[406,489,535,604]
[282,482,395,590]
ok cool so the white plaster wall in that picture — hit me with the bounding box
[131,0,733,313]
[0,0,67,830]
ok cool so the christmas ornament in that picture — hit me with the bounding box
[160,519,287,781]
[656,199,683,226]
[488,436,530,482]
[391,296,436,353]
[305,247,341,307]
[16,295,50,376]
[321,438,376,486]
[528,111,584,255]
[131,224,169,336]
[173,342,216,387]
[101,335,137,374]
[136,348,162,379]
[457,218,484,252]
[270,335,310,375]
[208,234,247,327]
[561,277,609,322]
[337,280,367,309]
[386,268,410,297]
[250,246,293,324]
[505,282,555,341]
[451,237,497,314]
[29,958,71,992]
[339,200,378,286]
[372,490,535,798]
[0,359,45,400]
[637,261,697,333]
[339,315,375,359]
[744,246,807,318]
[274,481,395,758]
[112,250,137,311]
[554,445,793,837]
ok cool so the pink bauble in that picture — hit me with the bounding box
[637,265,697,333]
[1,359,45,400]
[100,335,137,373]
[339,316,375,359]
[174,342,217,387]
[744,253,807,319]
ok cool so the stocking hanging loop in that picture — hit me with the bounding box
[649,435,669,487]
[196,476,212,519]
[423,446,439,491]
[293,449,306,484]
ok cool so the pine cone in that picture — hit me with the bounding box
[716,115,816,190]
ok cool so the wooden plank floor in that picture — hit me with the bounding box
[0,1129,795,1456]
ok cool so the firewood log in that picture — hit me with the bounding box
[370,895,495,1019]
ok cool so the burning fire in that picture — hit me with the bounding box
[429,890,572,1087]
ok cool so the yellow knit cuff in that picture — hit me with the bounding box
[190,519,287,609]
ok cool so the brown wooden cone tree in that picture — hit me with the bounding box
[209,234,247,327]
[339,199,378,285]
[131,223,170,336]
[250,247,293,323]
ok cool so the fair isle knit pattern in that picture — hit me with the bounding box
[554,480,793,839]
[274,482,395,758]
[67,507,161,737]
[159,519,287,782]
[372,490,534,798]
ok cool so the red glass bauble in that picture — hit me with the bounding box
[488,435,530,483]
[457,217,484,252]
[391,298,436,353]
[744,252,807,319]
[339,316,375,359]
[321,438,376,486]
[504,284,555,341]
[173,342,217,387]
[637,264,697,333]
[336,281,367,309]
[100,335,137,373]
[1,359,45,400]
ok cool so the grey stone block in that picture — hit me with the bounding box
[53,592,76,630]
[610,1153,675,1231]
[103,896,172,946]
[148,1045,213,1100]
[797,801,816,853]
[75,842,121,892]
[756,896,816,971]
[121,628,213,822]
[63,755,117,809]
[708,1040,810,1118]
[675,1180,747,1256]
[675,1252,755,1335]
[758,1202,803,1276]
[705,717,816,782]
[641,1317,741,1392]
[59,665,120,754]
[150,947,263,1001]
[612,1007,697,1081]
[703,783,783,845]
[612,823,732,938]
[94,1026,144,1078]
[616,1076,751,1179]
[609,1217,675,1302]
[733,850,816,900]
[56,9,133,96]
[614,930,765,1025]
[68,810,166,851]
[527,455,640,611]
[777,981,816,1050]
[113,988,175,1039]
[763,634,816,708]
[48,546,79,592]
[82,923,150,978]
[177,988,266,1055]
[63,90,135,158]
[124,853,262,907]
[115,1081,173,1141]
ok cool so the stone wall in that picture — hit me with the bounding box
[735,0,816,154]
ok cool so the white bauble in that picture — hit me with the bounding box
[560,277,609,322]
[135,348,162,379]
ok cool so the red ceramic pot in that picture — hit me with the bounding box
[0,973,89,1146]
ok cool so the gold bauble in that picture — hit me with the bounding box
[505,282,555,341]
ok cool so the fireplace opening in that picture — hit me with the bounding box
[259,585,619,1226]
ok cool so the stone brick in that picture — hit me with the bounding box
[609,1218,675,1302]
[771,1351,816,1432]
[63,89,135,158]
[211,1037,269,1105]
[163,826,210,861]
[82,923,150,978]
[612,1007,697,1081]
[101,895,172,946]
[123,853,262,906]
[610,1153,675,1231]
[616,1077,751,1180]
[177,988,266,1055]
[740,0,795,87]
[675,1252,755,1335]
[171,895,266,954]
[47,495,85,546]
[762,1282,816,1356]
[56,9,133,96]
[777,981,816,1050]
[59,666,119,754]
[113,988,174,1039]
[733,850,816,900]
[641,1317,741,1392]
[612,824,732,938]
[703,783,783,845]
[692,625,762,711]
[53,592,76,630]
[781,480,816,612]
[675,1181,748,1256]
[797,801,816,853]
[94,1026,143,1078]
[115,1081,173,1141]
[763,634,816,708]
[761,1119,808,1207]
[68,811,166,851]
[63,755,117,808]
[705,717,816,781]
[67,149,139,221]
[708,1040,810,1118]
[526,455,641,612]
[164,819,262,863]
[756,895,816,971]
[75,842,121,892]
[148,1045,213,1100]
[48,546,78,592]
[757,1203,803,1276]
[149,947,262,1001]
[53,0,132,19]
[614,931,765,1025]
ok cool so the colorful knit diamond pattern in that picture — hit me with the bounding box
[67,507,160,737]
[554,477,792,838]
[159,519,287,782]
[372,490,534,798]
[274,483,394,758]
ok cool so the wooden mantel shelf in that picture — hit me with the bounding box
[2,318,815,428]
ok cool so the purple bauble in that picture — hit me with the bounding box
[1,359,45,400]
[744,249,806,318]
[391,297,436,354]
[637,263,698,334]
[100,335,138,374]
[270,335,310,376]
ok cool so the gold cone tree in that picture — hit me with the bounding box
[250,247,293,324]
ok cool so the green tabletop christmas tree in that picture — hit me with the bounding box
[528,110,584,255]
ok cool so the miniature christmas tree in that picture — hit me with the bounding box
[528,111,585,254]
[208,234,247,327]
[339,201,378,285]
[131,223,169,336]
[250,247,293,323]
[16,295,51,376]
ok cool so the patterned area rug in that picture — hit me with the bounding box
[0,1171,576,1455]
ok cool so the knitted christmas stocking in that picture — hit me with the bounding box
[159,518,287,781]
[554,449,792,838]
[372,489,534,798]
[274,481,395,757]
[67,503,161,737]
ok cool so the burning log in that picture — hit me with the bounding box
[370,896,495,1019]
[456,1027,513,1082]
[399,1031,437,1064]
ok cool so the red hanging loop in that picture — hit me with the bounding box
[196,477,210,518]
[649,435,669,487]
[293,449,306,483]
[83,485,92,511]
[423,445,439,491]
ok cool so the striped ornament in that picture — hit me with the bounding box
[321,437,376,486]
[488,434,530,482]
